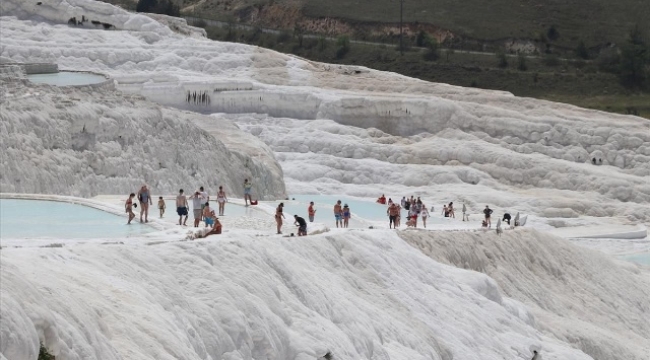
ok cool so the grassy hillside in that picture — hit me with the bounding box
[204,25,650,118]
[301,0,650,46]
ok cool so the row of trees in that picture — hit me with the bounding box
[136,0,180,17]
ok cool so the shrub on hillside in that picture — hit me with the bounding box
[422,35,440,61]
[517,53,528,71]
[39,343,55,360]
[619,25,649,89]
[575,41,589,59]
[496,50,508,68]
[336,35,351,59]
[547,25,560,41]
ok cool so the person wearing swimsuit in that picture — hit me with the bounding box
[243,179,253,206]
[125,193,136,224]
[217,186,227,216]
[342,204,351,228]
[138,185,153,223]
[275,203,285,234]
[333,200,343,228]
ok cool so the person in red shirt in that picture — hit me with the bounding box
[308,201,316,222]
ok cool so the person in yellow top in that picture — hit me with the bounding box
[158,196,166,218]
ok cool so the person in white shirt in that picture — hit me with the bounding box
[189,191,204,227]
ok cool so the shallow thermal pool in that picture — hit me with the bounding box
[0,199,152,239]
[621,253,650,265]
[26,71,107,86]
[280,195,446,226]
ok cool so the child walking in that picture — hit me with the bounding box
[125,193,136,224]
[158,196,166,218]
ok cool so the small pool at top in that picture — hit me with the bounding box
[0,199,152,239]
[26,71,107,86]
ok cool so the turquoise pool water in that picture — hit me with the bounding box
[621,253,650,265]
[0,199,152,239]
[26,71,107,86]
[280,195,444,226]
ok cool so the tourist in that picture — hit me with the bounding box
[137,185,153,223]
[387,202,399,229]
[387,198,393,206]
[404,198,411,211]
[176,189,188,226]
[125,193,136,224]
[189,191,203,227]
[201,215,222,237]
[503,212,511,225]
[462,203,468,221]
[334,200,343,228]
[396,204,402,227]
[243,179,253,206]
[442,204,448,217]
[448,202,455,218]
[275,202,285,234]
[421,205,429,228]
[342,204,351,228]
[203,202,213,228]
[199,186,209,215]
[411,207,418,227]
[400,196,406,208]
[376,194,386,205]
[294,215,307,236]
[158,196,166,218]
[217,186,227,216]
[484,205,493,228]
[308,201,316,222]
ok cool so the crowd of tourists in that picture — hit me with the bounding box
[125,182,516,237]
[124,179,257,237]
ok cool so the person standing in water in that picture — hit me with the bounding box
[217,186,227,216]
[137,185,153,223]
[158,196,166,218]
[275,202,285,234]
[308,201,316,222]
[176,189,188,226]
[333,200,343,228]
[420,205,429,228]
[342,204,351,228]
[189,191,203,228]
[199,186,209,217]
[243,179,253,206]
[388,202,400,229]
[125,193,136,224]
[203,202,214,228]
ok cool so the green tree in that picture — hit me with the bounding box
[336,35,351,59]
[416,30,427,47]
[39,343,55,360]
[619,25,649,88]
[575,40,589,59]
[422,35,440,61]
[517,53,528,71]
[496,50,508,68]
[547,25,560,41]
